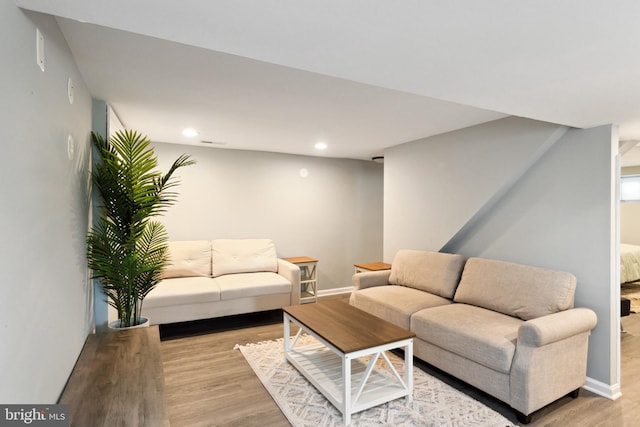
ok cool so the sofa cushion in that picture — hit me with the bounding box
[453,258,576,320]
[388,250,466,299]
[144,277,220,308]
[411,303,522,374]
[161,240,212,279]
[215,272,291,300]
[212,239,278,277]
[349,285,452,330]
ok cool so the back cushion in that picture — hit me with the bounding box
[161,240,212,279]
[388,250,466,299]
[453,257,576,320]
[212,239,278,277]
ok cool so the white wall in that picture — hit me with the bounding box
[151,142,383,291]
[0,5,93,402]
[620,204,640,245]
[620,166,640,245]
[385,117,617,392]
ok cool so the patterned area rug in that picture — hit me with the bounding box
[236,335,514,427]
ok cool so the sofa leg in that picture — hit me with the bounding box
[515,389,579,424]
[515,411,533,424]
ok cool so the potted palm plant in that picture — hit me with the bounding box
[87,129,195,328]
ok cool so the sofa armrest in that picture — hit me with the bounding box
[518,307,598,347]
[352,270,392,290]
[510,307,598,415]
[277,259,301,305]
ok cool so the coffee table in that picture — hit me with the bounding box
[283,300,415,425]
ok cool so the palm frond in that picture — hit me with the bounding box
[87,130,195,327]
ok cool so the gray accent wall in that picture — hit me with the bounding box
[0,6,93,402]
[384,117,617,390]
[151,142,384,291]
[91,99,108,331]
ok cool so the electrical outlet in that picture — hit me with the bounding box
[36,28,44,72]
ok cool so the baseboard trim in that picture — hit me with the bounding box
[583,376,621,400]
[318,286,353,297]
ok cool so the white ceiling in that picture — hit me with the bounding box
[15,0,640,161]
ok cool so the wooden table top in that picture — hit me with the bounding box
[60,326,169,427]
[354,261,392,271]
[283,256,318,264]
[283,300,414,354]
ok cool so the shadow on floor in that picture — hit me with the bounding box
[159,309,283,340]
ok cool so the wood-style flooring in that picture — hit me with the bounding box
[160,297,640,426]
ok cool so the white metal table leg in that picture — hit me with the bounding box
[405,340,413,402]
[283,314,291,358]
[343,354,352,425]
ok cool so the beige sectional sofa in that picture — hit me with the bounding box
[350,249,597,423]
[142,239,300,325]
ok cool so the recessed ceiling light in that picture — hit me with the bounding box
[182,128,199,138]
[314,142,328,151]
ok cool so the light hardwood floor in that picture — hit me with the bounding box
[160,298,640,426]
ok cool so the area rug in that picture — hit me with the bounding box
[235,335,515,427]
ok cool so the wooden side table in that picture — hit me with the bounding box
[283,256,318,303]
[354,261,392,274]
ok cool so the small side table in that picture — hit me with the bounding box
[354,261,392,274]
[283,256,318,304]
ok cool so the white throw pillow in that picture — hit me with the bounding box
[211,239,278,277]
[161,240,212,278]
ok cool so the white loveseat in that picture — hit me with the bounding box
[142,239,301,325]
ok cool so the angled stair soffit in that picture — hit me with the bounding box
[441,126,570,254]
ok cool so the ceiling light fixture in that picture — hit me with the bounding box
[182,128,199,138]
[314,142,328,151]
